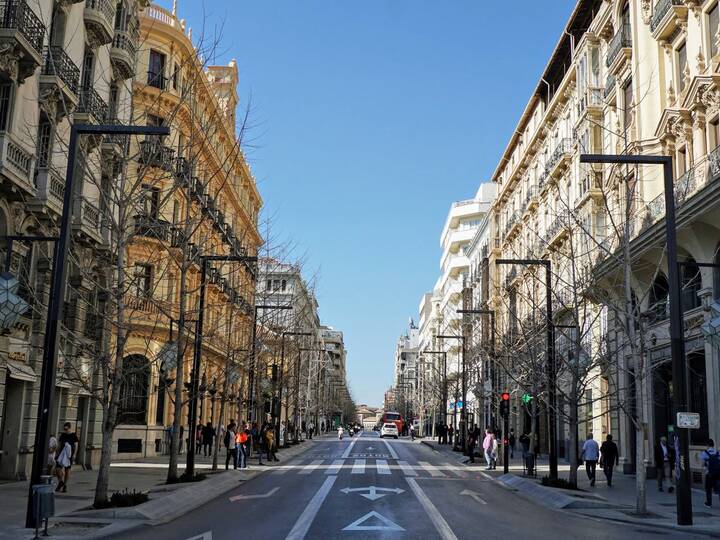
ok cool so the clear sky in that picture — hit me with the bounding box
[157,0,576,407]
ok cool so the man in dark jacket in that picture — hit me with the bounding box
[599,434,619,487]
[654,435,676,493]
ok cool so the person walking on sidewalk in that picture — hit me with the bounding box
[266,424,279,462]
[482,429,493,470]
[58,422,79,492]
[448,425,454,447]
[410,423,415,441]
[224,422,237,469]
[581,433,600,486]
[654,435,676,493]
[202,422,215,457]
[308,421,315,440]
[599,434,619,487]
[701,439,720,507]
[464,428,477,464]
[490,432,499,469]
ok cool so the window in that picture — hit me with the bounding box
[172,64,181,91]
[649,274,670,322]
[36,113,53,168]
[677,42,688,92]
[0,83,11,131]
[709,2,719,58]
[108,83,119,120]
[131,264,152,296]
[141,185,161,218]
[118,355,150,425]
[81,48,95,89]
[148,50,166,89]
[266,279,272,291]
[681,258,702,311]
[49,5,67,47]
[677,145,687,177]
[709,117,720,151]
[714,244,720,300]
[688,353,709,445]
[623,79,633,129]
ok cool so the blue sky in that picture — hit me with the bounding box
[157,0,576,407]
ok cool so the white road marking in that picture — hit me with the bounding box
[380,438,399,459]
[376,459,391,475]
[398,460,418,477]
[480,471,493,481]
[229,487,279,502]
[445,462,467,478]
[342,511,405,531]
[419,461,445,477]
[460,489,487,504]
[299,459,324,475]
[341,436,358,459]
[326,459,343,475]
[351,459,365,474]
[272,466,291,475]
[406,477,458,540]
[340,486,404,501]
[285,475,338,540]
[185,533,212,540]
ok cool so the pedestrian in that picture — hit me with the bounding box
[599,434,619,487]
[509,429,516,460]
[266,425,279,462]
[280,421,286,447]
[581,432,600,486]
[654,435,676,493]
[48,435,58,481]
[448,425,454,447]
[464,429,476,464]
[251,422,259,455]
[224,422,237,470]
[437,423,442,445]
[483,429,493,470]
[301,420,307,440]
[195,421,203,454]
[410,423,415,441]
[701,439,720,508]
[308,421,315,440]
[202,421,215,457]
[240,422,251,469]
[54,438,72,493]
[490,432,499,469]
[519,431,530,459]
[58,422,79,492]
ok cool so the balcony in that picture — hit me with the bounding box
[174,156,190,180]
[84,0,114,47]
[524,184,539,213]
[72,197,103,244]
[75,86,108,125]
[31,166,64,216]
[651,0,687,41]
[504,209,522,240]
[133,214,170,242]
[545,138,572,179]
[0,0,45,83]
[544,212,570,248]
[604,74,616,100]
[139,139,175,172]
[576,172,603,208]
[40,46,80,119]
[101,118,129,161]
[110,29,137,80]
[605,26,631,73]
[0,132,34,195]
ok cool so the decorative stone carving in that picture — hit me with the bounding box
[641,0,652,24]
[700,86,720,115]
[668,81,677,107]
[697,48,706,74]
[0,43,21,83]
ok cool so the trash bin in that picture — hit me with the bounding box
[31,483,55,538]
[524,453,536,476]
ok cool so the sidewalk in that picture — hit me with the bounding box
[0,437,322,540]
[422,440,720,536]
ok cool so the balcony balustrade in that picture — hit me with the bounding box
[139,139,175,172]
[32,166,64,216]
[110,28,137,79]
[605,26,631,69]
[134,214,170,242]
[0,131,34,195]
[604,74,616,99]
[651,0,686,39]
[72,197,103,244]
[76,86,108,124]
[84,0,114,46]
[0,0,45,82]
[40,46,80,117]
[546,138,572,178]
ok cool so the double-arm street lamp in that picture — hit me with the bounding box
[580,153,692,525]
[436,334,466,451]
[26,123,169,528]
[186,254,258,477]
[496,257,557,480]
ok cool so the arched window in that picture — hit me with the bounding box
[649,273,669,322]
[117,355,150,425]
[681,258,701,311]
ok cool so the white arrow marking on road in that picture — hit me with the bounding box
[342,511,405,531]
[366,446,375,450]
[185,532,212,540]
[340,486,405,501]
[459,489,487,504]
[229,487,279,501]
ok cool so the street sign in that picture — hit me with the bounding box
[676,412,700,429]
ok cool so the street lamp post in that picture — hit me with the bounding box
[436,334,466,451]
[186,254,257,478]
[496,257,557,480]
[580,153,691,525]
[26,123,169,528]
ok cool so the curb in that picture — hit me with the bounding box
[496,474,616,510]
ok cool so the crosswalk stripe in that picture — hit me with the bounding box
[419,461,445,477]
[398,460,417,477]
[376,459,391,475]
[352,459,365,474]
[299,459,324,475]
[444,463,467,478]
[271,466,290,475]
[326,459,343,475]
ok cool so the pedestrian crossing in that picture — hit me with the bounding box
[269,458,478,479]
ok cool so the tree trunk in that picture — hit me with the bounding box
[568,379,579,488]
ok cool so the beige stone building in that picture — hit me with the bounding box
[480,0,720,482]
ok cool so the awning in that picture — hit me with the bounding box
[6,360,37,383]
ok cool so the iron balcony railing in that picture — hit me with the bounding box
[134,214,170,241]
[139,139,175,171]
[651,0,683,32]
[606,26,631,67]
[77,86,108,123]
[42,46,80,94]
[147,70,168,90]
[0,0,45,55]
[546,138,572,173]
[85,0,115,28]
[604,74,616,98]
[111,29,137,60]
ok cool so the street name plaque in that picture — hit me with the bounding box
[676,412,700,429]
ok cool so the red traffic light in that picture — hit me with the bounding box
[501,392,510,401]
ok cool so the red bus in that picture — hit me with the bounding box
[381,411,404,434]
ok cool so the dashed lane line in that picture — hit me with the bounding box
[285,475,338,540]
[406,477,458,540]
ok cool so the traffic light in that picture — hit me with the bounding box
[500,392,510,417]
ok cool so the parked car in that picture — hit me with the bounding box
[380,422,399,439]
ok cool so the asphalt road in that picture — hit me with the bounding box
[111,431,701,540]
